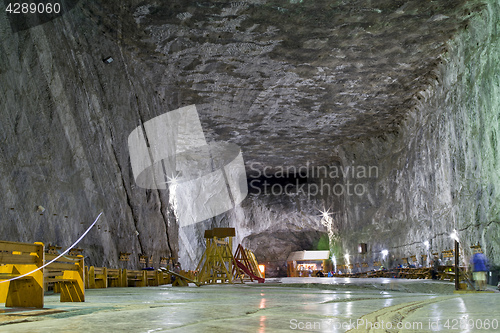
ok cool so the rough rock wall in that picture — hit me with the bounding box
[0,0,334,271]
[334,0,500,268]
[230,176,338,275]
[2,0,499,275]
[0,2,177,268]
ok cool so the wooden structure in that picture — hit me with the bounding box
[167,269,201,287]
[123,269,147,287]
[68,248,84,256]
[233,244,264,283]
[85,267,157,288]
[107,268,125,287]
[396,267,432,279]
[146,270,161,286]
[247,250,263,279]
[158,269,171,285]
[44,252,85,302]
[82,266,174,288]
[470,244,482,253]
[0,241,45,308]
[159,257,169,267]
[196,228,242,284]
[119,252,131,261]
[139,254,148,266]
[46,244,62,255]
[85,266,108,289]
[442,249,454,258]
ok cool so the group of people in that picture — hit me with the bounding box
[430,250,491,291]
[298,266,314,277]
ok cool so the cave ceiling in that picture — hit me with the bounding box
[89,0,480,174]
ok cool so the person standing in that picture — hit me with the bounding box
[471,250,489,291]
[431,256,440,280]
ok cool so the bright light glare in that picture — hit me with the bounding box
[344,253,350,265]
[331,255,337,272]
[450,230,459,242]
[319,208,333,220]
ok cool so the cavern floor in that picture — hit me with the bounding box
[1,278,498,333]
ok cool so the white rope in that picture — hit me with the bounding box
[0,212,103,283]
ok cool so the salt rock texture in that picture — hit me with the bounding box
[1,0,499,274]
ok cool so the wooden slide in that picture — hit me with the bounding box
[235,259,265,283]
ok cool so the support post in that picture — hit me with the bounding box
[455,240,459,290]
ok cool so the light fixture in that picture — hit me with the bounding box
[381,249,388,258]
[318,207,333,220]
[103,56,113,64]
[423,241,430,249]
[450,230,459,242]
[258,265,265,275]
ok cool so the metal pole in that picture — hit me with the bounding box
[455,240,460,290]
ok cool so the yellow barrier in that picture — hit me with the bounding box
[123,269,147,287]
[146,270,161,286]
[86,266,108,289]
[107,268,126,287]
[158,270,171,285]
[0,241,45,308]
[44,253,85,302]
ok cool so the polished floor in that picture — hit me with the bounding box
[1,278,498,332]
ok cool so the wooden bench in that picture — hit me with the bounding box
[123,269,147,287]
[86,266,108,289]
[383,270,398,278]
[0,241,45,308]
[414,268,432,279]
[107,268,126,287]
[440,271,456,281]
[406,268,419,279]
[438,266,467,282]
[366,270,385,278]
[146,270,160,286]
[44,253,85,302]
[438,266,454,281]
[158,270,171,285]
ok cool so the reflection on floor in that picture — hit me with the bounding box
[1,277,498,332]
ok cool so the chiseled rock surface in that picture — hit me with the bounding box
[334,0,500,268]
[127,0,479,170]
[1,0,498,272]
[0,0,177,268]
